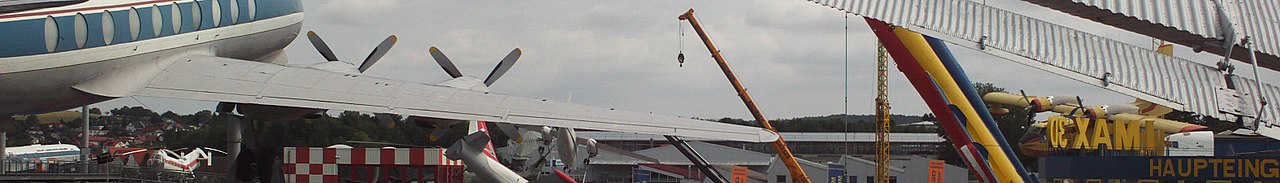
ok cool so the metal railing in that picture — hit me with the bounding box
[1,159,225,182]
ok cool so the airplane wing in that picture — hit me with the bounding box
[126,55,778,142]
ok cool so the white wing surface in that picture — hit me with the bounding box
[131,55,778,143]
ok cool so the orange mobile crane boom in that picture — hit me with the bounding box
[678,9,811,183]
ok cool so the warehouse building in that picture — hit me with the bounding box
[559,134,966,183]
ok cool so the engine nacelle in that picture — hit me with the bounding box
[584,138,598,159]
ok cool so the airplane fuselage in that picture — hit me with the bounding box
[0,0,303,115]
[5,144,80,161]
[4,144,81,172]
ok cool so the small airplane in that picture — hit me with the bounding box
[3,144,81,172]
[114,147,226,172]
[5,144,81,162]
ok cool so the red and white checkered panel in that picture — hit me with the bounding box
[283,147,338,183]
[283,147,465,183]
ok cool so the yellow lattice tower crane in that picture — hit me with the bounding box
[874,43,892,183]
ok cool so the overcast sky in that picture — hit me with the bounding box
[92,0,1280,120]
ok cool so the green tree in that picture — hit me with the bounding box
[161,111,179,120]
[3,116,35,146]
[110,106,157,117]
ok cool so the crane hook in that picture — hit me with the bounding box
[677,52,685,67]
[678,19,685,67]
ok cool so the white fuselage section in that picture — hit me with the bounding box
[5,144,81,162]
[0,0,303,115]
[1165,131,1215,156]
[4,144,81,172]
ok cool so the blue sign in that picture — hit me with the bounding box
[633,168,651,183]
[829,164,846,183]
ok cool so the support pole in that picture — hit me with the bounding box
[1,131,6,174]
[664,136,728,183]
[226,115,243,183]
[82,106,89,157]
[1245,36,1267,129]
[81,105,89,173]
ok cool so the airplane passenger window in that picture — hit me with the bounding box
[191,0,201,30]
[128,7,140,40]
[171,2,181,34]
[247,0,255,20]
[210,0,220,27]
[73,12,86,48]
[102,10,114,45]
[229,0,238,24]
[43,15,57,52]
[0,0,86,14]
[151,5,161,36]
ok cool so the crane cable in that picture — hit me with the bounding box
[678,20,686,67]
[843,13,850,154]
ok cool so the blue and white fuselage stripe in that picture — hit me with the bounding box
[9,150,80,160]
[0,0,304,118]
[0,0,301,58]
[5,144,82,162]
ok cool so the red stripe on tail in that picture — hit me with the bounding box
[476,121,499,161]
[553,169,579,183]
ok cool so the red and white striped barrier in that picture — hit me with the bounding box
[283,147,465,183]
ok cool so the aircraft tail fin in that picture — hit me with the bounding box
[463,121,500,161]
[552,169,580,183]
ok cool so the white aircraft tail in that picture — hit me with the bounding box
[458,121,499,161]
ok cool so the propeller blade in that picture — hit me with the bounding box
[358,35,398,73]
[202,148,228,155]
[160,149,181,158]
[306,31,340,62]
[117,149,148,156]
[428,47,464,78]
[428,128,449,142]
[493,124,523,143]
[483,48,522,86]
